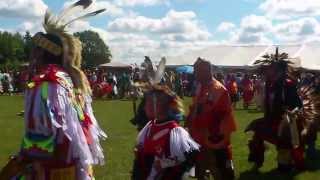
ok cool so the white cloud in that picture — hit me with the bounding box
[232,31,272,44]
[240,15,272,33]
[0,0,47,19]
[114,0,168,7]
[228,15,272,44]
[161,33,208,42]
[109,33,161,62]
[260,0,320,20]
[93,1,124,17]
[68,20,92,33]
[107,10,211,42]
[69,9,214,63]
[217,22,236,32]
[274,17,320,43]
[114,0,203,7]
[15,21,43,34]
[64,0,124,17]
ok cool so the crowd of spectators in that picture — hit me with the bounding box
[0,68,28,95]
[2,67,320,110]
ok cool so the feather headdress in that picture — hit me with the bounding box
[254,47,294,69]
[33,0,106,95]
[298,85,320,136]
[137,56,174,95]
[137,56,184,119]
[255,47,320,139]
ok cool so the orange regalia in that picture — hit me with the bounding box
[187,78,237,180]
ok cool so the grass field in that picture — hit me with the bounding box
[1,95,320,180]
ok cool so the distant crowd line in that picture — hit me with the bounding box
[1,68,319,110]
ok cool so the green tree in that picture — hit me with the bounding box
[23,31,33,60]
[0,31,26,66]
[74,30,112,68]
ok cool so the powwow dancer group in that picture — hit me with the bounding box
[1,1,320,180]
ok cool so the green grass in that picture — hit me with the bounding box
[0,96,320,180]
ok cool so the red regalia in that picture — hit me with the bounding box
[132,57,200,180]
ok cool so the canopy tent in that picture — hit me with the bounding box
[165,44,320,70]
[99,62,132,68]
[291,44,320,70]
[166,45,269,66]
[99,61,132,74]
[176,65,194,74]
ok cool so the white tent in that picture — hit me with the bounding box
[166,45,270,66]
[99,62,132,68]
[166,44,320,70]
[292,44,320,70]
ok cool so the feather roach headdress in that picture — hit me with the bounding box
[32,0,106,95]
[254,47,294,73]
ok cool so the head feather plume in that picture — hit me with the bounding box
[141,56,166,85]
[39,0,106,95]
[254,47,293,66]
[43,0,106,35]
[153,57,166,85]
[254,47,297,77]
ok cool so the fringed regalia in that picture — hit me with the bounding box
[246,48,320,171]
[20,64,106,179]
[0,1,106,179]
[131,57,200,180]
[133,120,199,180]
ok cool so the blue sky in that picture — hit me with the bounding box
[1,0,320,62]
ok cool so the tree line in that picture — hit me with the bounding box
[0,30,112,70]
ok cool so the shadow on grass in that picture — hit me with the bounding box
[235,107,262,113]
[239,169,297,180]
[246,109,263,114]
[239,149,320,180]
[305,149,320,171]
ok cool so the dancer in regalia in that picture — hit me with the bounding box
[0,1,106,179]
[132,58,200,180]
[246,48,320,172]
[241,74,254,109]
[187,58,237,180]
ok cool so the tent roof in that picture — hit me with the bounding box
[166,45,270,66]
[165,44,320,70]
[292,44,320,70]
[99,62,132,68]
